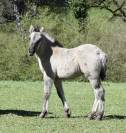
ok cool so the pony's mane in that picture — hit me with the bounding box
[42,32,63,48]
[42,32,55,43]
[33,26,63,48]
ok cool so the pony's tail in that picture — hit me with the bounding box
[100,53,107,81]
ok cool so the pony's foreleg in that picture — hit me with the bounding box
[39,78,53,118]
[54,79,71,118]
[89,79,105,120]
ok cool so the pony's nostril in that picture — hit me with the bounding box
[29,48,35,56]
[29,48,33,52]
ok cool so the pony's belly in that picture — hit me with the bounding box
[58,72,82,79]
[57,65,81,79]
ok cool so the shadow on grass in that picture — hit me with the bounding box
[0,110,86,118]
[0,109,63,118]
[104,115,126,120]
[0,109,51,117]
[83,115,126,120]
[71,115,126,120]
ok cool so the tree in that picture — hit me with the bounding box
[71,0,126,22]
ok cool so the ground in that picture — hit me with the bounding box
[0,81,126,133]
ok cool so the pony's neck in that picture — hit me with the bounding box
[36,37,53,61]
[36,34,63,61]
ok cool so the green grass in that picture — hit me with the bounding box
[0,81,126,133]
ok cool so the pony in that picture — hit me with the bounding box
[28,25,107,120]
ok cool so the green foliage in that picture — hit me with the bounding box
[0,27,41,80]
[70,0,88,30]
[72,0,88,19]
[0,0,15,22]
[0,81,126,132]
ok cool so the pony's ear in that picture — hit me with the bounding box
[40,27,44,33]
[29,25,34,33]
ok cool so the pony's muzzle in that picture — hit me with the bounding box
[28,48,35,56]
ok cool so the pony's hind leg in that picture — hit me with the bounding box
[54,79,71,118]
[88,78,105,120]
[39,77,53,118]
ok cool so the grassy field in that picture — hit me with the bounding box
[0,81,126,133]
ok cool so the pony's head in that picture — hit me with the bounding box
[28,25,44,56]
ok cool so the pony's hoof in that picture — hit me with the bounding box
[65,109,71,118]
[95,112,104,120]
[39,111,48,118]
[88,112,97,120]
[88,112,104,120]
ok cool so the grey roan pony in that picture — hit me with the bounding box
[28,25,107,120]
